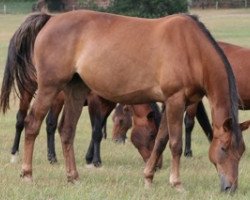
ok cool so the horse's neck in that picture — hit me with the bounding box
[204,64,232,129]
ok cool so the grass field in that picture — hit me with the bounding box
[1,8,250,200]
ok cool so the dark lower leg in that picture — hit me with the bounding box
[11,110,26,155]
[85,140,94,164]
[46,110,58,164]
[184,113,194,157]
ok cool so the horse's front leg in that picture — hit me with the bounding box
[144,111,169,186]
[167,94,185,191]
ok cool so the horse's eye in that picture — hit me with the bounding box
[221,146,227,153]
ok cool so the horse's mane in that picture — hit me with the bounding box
[186,14,240,144]
[149,103,161,130]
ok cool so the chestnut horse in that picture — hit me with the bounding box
[113,102,213,158]
[112,103,162,169]
[184,41,250,157]
[0,28,116,167]
[0,11,247,192]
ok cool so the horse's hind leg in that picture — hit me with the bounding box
[58,74,89,182]
[11,91,33,163]
[45,92,64,164]
[85,94,115,167]
[21,86,59,181]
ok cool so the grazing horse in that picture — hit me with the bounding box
[0,30,116,166]
[111,104,132,143]
[184,41,250,157]
[112,103,162,168]
[0,11,248,192]
[112,101,213,158]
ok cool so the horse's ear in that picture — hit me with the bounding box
[223,118,233,132]
[147,111,155,121]
[239,120,250,132]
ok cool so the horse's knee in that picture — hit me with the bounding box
[169,140,182,156]
[59,126,74,145]
[24,115,40,140]
[155,137,168,156]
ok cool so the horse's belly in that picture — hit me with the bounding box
[78,65,164,103]
[77,49,164,103]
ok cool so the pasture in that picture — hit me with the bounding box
[1,8,250,200]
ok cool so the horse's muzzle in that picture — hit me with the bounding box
[112,136,126,144]
[220,174,237,193]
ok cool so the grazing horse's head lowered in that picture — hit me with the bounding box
[209,119,248,192]
[112,103,162,169]
[112,104,132,143]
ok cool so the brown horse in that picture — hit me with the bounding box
[1,11,248,192]
[113,101,213,159]
[111,104,132,143]
[184,41,250,157]
[112,103,162,169]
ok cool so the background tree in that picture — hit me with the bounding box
[106,0,188,18]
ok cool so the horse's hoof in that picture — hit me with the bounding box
[67,172,79,183]
[48,153,58,164]
[184,150,193,158]
[49,157,58,164]
[174,184,186,193]
[93,162,102,168]
[10,152,19,164]
[144,178,152,189]
[85,163,95,169]
[67,177,79,184]
[20,172,33,183]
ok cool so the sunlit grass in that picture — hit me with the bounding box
[1,8,250,200]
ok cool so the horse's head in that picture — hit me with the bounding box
[209,118,250,192]
[131,110,162,169]
[111,104,132,143]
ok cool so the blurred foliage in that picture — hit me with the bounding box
[105,0,188,18]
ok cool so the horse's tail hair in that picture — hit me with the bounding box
[0,13,51,114]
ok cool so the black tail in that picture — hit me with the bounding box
[0,13,51,113]
[196,101,213,142]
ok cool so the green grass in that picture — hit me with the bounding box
[0,1,35,14]
[1,8,250,200]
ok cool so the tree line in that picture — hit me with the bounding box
[31,0,188,18]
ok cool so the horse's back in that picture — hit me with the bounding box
[219,41,250,108]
